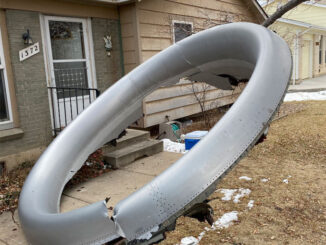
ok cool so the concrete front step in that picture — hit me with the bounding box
[102,129,150,153]
[103,139,163,169]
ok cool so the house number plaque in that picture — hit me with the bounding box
[19,42,40,62]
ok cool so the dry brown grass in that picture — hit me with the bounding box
[160,101,326,245]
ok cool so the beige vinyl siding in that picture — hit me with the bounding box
[119,4,141,74]
[138,0,259,63]
[135,0,258,127]
[143,83,242,127]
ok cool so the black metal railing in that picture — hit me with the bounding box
[48,87,100,136]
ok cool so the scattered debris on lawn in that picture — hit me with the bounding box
[282,176,291,185]
[0,149,109,214]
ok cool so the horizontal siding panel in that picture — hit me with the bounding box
[142,50,160,61]
[145,89,240,114]
[141,37,171,51]
[145,83,242,102]
[139,9,229,29]
[167,0,251,16]
[139,23,171,38]
[144,93,239,127]
[138,0,252,21]
[138,10,169,26]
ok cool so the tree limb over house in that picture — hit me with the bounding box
[262,0,310,27]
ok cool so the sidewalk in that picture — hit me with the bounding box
[0,151,182,245]
[288,74,326,92]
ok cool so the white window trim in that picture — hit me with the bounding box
[172,20,193,44]
[0,26,13,130]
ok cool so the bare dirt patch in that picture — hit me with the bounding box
[160,101,326,245]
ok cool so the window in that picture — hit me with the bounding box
[0,27,13,130]
[173,21,193,43]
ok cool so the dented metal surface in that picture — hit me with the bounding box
[18,23,292,244]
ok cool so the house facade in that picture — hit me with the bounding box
[0,0,266,171]
[263,0,326,82]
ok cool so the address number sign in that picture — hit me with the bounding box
[19,42,40,62]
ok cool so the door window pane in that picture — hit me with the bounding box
[0,70,9,121]
[54,61,88,98]
[49,21,85,60]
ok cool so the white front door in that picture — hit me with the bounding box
[44,16,96,134]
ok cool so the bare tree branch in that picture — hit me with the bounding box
[262,0,309,27]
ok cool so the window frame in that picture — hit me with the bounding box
[0,26,13,130]
[172,20,193,44]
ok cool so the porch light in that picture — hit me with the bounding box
[22,29,33,45]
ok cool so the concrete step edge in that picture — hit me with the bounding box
[104,139,162,158]
[103,129,150,153]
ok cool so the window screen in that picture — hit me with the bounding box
[173,22,192,43]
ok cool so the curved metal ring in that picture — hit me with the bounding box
[19,22,292,245]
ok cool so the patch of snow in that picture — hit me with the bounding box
[261,178,269,183]
[180,236,199,245]
[213,211,238,229]
[137,225,159,240]
[283,179,289,184]
[180,210,239,244]
[247,200,254,209]
[239,176,252,181]
[233,189,251,203]
[284,90,326,102]
[162,139,187,154]
[218,188,251,203]
[204,227,210,231]
[197,231,206,241]
[218,189,237,201]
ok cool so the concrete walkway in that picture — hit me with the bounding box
[0,151,182,245]
[288,74,326,92]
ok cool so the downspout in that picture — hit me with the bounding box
[117,8,125,77]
